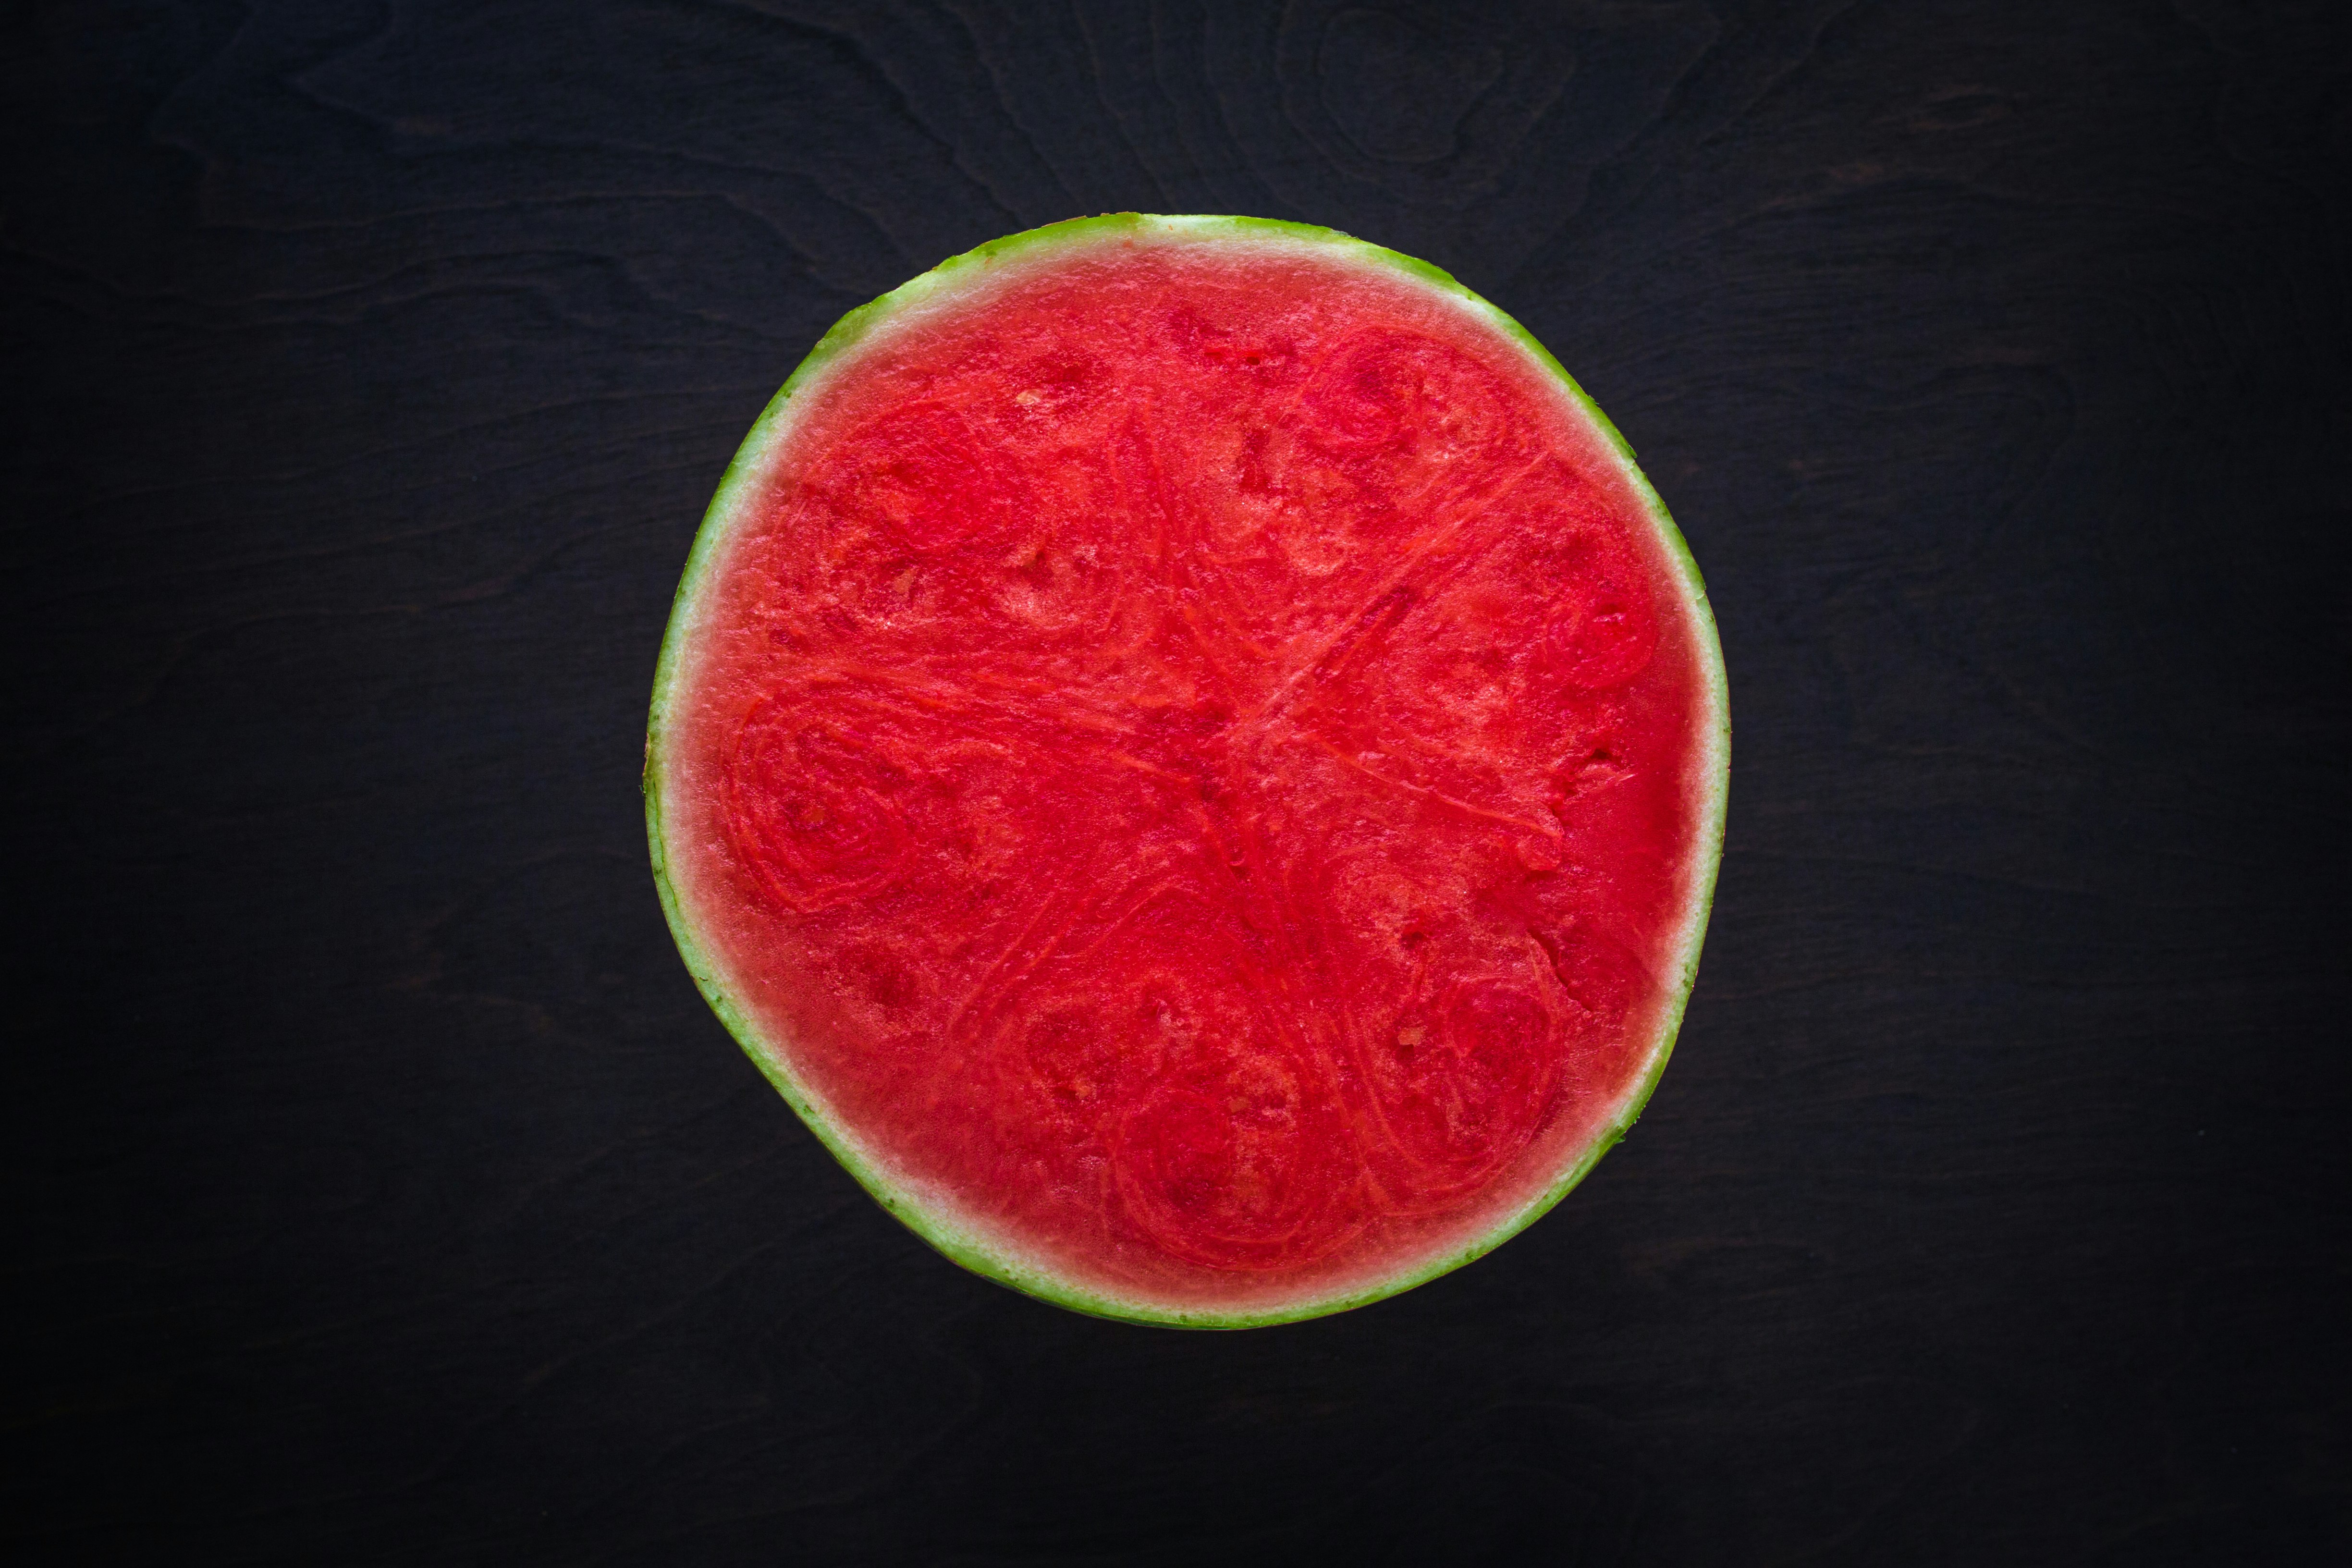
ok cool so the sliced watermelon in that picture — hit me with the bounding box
[646,215,1728,1326]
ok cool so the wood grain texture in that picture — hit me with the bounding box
[6,1,2345,1562]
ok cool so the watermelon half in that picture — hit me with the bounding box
[646,214,1727,1327]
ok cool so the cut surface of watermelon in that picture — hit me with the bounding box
[647,215,1727,1326]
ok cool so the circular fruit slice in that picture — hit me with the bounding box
[646,214,1728,1327]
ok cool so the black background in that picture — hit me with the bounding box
[9,2,2348,1562]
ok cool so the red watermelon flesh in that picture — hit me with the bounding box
[647,216,1728,1326]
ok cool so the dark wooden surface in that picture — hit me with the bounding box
[9,2,2347,1562]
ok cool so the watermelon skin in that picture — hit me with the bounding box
[646,214,1729,1327]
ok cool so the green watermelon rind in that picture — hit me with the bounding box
[645,213,1730,1329]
